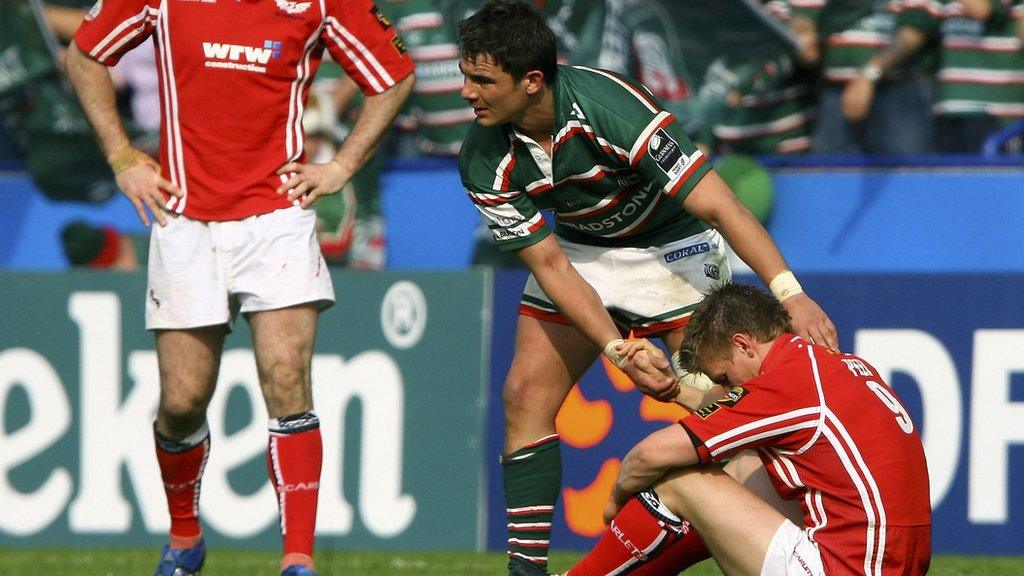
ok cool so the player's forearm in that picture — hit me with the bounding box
[615,446,669,500]
[534,260,621,347]
[615,427,696,500]
[331,73,414,180]
[65,42,132,157]
[718,209,790,286]
[517,238,621,348]
[676,384,726,412]
[686,171,789,285]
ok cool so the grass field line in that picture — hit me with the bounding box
[1,549,1023,575]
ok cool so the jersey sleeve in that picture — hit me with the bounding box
[458,128,551,252]
[73,0,159,66]
[679,382,819,463]
[321,0,415,95]
[577,68,711,205]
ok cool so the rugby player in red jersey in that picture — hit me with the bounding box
[66,0,414,574]
[564,284,931,576]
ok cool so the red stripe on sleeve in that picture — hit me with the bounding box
[630,114,676,168]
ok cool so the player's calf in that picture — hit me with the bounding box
[154,421,210,549]
[267,411,323,572]
[504,434,562,575]
[565,490,708,576]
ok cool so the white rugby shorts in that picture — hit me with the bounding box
[145,205,335,330]
[520,228,731,336]
[761,520,826,576]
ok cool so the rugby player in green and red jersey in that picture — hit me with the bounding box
[456,3,838,575]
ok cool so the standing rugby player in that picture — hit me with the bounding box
[456,2,836,574]
[66,0,414,574]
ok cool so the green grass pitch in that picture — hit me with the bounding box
[1,549,1021,575]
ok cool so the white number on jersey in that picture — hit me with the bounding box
[866,380,914,434]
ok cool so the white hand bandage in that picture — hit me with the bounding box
[602,338,628,369]
[769,270,804,302]
[670,350,715,392]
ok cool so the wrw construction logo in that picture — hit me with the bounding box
[202,40,282,73]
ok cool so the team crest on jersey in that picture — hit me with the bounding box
[694,386,748,420]
[648,128,688,179]
[390,36,408,56]
[371,5,392,29]
[85,0,102,21]
[274,0,311,14]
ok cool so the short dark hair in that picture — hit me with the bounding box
[457,0,557,84]
[677,283,793,373]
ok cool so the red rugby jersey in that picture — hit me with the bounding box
[75,0,414,221]
[681,335,932,576]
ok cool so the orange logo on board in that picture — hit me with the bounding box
[555,356,690,536]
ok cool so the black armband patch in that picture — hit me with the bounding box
[647,129,686,178]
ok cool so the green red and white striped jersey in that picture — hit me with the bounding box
[459,65,711,252]
[712,0,819,154]
[905,0,1024,118]
[806,0,937,83]
[383,0,473,155]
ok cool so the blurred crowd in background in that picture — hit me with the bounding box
[2,0,1023,271]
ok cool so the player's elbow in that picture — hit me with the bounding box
[537,249,574,279]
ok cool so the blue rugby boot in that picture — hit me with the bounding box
[281,565,317,576]
[153,539,206,576]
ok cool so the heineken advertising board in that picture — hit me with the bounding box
[0,270,490,550]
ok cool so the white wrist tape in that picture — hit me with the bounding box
[670,351,716,392]
[603,338,628,369]
[769,270,804,302]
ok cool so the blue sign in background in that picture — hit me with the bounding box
[486,272,1024,555]
[768,170,1024,272]
[5,162,1024,273]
